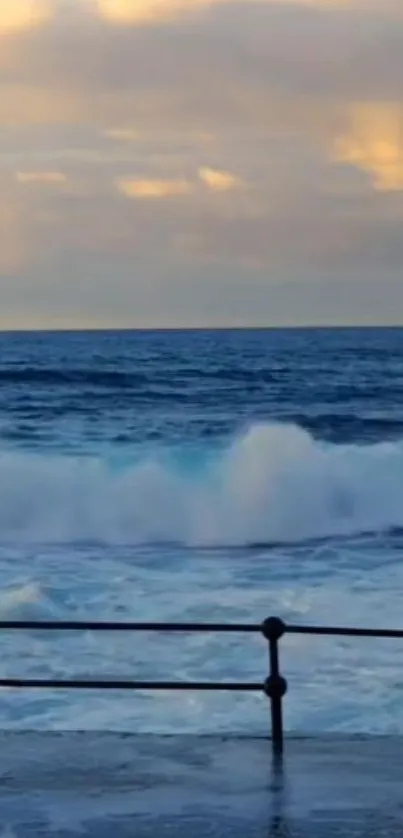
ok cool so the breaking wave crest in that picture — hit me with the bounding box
[0,422,402,545]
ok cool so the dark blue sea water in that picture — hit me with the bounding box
[2,327,403,452]
[0,327,403,734]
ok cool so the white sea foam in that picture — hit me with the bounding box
[0,536,401,734]
[0,422,401,545]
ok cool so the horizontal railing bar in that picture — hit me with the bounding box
[287,624,403,638]
[0,620,260,633]
[0,619,401,638]
[0,679,262,691]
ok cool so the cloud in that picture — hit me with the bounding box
[16,171,67,185]
[95,0,213,25]
[0,0,52,33]
[334,103,403,191]
[1,0,403,326]
[117,168,243,199]
[103,127,141,141]
[95,0,361,29]
[199,167,242,191]
[117,177,193,198]
[2,0,403,132]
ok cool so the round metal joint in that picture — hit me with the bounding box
[261,616,286,641]
[263,674,288,699]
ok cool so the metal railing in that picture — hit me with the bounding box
[0,615,400,752]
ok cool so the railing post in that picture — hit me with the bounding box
[261,617,287,754]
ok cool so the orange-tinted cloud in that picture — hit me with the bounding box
[335,104,403,191]
[96,0,209,25]
[0,0,52,33]
[117,177,193,198]
[96,0,358,28]
[199,167,243,191]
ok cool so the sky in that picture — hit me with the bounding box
[1,0,403,328]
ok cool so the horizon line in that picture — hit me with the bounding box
[0,323,402,335]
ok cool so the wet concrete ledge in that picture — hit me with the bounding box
[0,732,402,836]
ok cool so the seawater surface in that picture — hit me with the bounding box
[0,327,402,734]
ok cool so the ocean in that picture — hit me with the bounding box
[0,326,402,735]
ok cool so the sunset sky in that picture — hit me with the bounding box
[1,0,403,328]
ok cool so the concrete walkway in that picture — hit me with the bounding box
[0,733,402,836]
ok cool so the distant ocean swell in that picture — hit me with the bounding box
[2,364,401,392]
[0,366,276,386]
[0,422,402,545]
